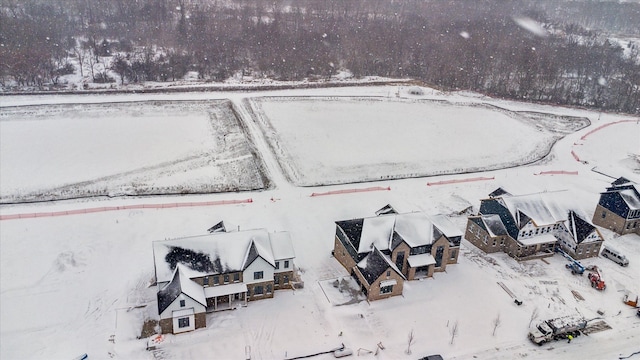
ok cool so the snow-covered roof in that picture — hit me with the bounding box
[153,229,288,283]
[518,233,557,246]
[502,193,558,226]
[269,232,296,260]
[357,247,405,285]
[430,214,463,238]
[393,213,434,247]
[157,265,206,314]
[481,215,509,237]
[408,254,436,267]
[358,215,395,252]
[619,189,640,210]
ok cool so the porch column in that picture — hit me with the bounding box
[214,296,217,311]
[229,294,232,309]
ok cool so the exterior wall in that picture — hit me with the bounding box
[431,236,450,272]
[247,280,275,301]
[195,312,206,330]
[334,235,357,271]
[159,318,173,334]
[447,246,460,265]
[274,257,294,274]
[464,219,504,254]
[353,266,404,302]
[593,204,634,235]
[243,257,275,286]
[159,295,206,320]
[274,270,294,290]
[574,240,604,260]
[390,242,411,278]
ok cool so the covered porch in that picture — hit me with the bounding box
[407,253,436,280]
[204,283,248,312]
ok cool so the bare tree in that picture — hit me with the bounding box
[492,313,502,336]
[529,307,540,328]
[450,320,459,345]
[405,329,415,355]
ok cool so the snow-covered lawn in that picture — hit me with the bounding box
[0,86,639,360]
[0,101,266,202]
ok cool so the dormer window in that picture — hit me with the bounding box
[284,260,289,268]
[275,261,280,269]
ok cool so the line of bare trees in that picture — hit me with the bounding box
[0,0,638,113]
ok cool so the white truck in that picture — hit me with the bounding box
[528,315,587,345]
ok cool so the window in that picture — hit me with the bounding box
[275,276,280,285]
[254,271,263,280]
[179,300,185,307]
[254,285,264,295]
[224,274,229,283]
[386,270,391,277]
[203,277,209,286]
[450,250,457,260]
[601,211,606,219]
[535,228,539,234]
[275,261,280,269]
[234,273,240,282]
[213,276,219,285]
[492,239,497,246]
[380,285,393,294]
[284,260,289,268]
[178,317,190,328]
[266,284,272,293]
[284,275,289,284]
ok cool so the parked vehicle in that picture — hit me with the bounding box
[588,266,606,290]
[600,246,629,266]
[528,315,587,345]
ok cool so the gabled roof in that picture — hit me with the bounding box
[357,247,405,285]
[335,219,364,252]
[481,214,509,237]
[479,198,519,239]
[376,204,398,216]
[489,187,512,198]
[501,193,557,226]
[359,215,395,253]
[567,211,599,244]
[393,213,436,248]
[157,265,206,314]
[269,232,295,260]
[611,177,632,186]
[337,211,462,255]
[242,237,276,269]
[153,229,285,283]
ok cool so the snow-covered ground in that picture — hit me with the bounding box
[1,86,639,360]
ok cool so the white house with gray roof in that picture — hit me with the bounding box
[153,228,295,334]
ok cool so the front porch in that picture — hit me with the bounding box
[204,283,248,312]
[407,253,436,280]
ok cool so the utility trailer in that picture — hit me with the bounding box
[528,315,587,345]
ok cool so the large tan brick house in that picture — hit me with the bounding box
[333,205,461,301]
[592,177,640,235]
[152,227,295,334]
[465,190,604,261]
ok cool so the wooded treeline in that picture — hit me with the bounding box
[1,0,638,113]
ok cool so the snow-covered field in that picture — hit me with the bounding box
[1,86,639,360]
[0,100,266,203]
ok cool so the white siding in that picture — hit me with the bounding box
[243,257,274,284]
[274,257,294,274]
[159,293,206,320]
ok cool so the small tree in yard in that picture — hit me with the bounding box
[405,329,415,355]
[492,313,502,336]
[450,320,459,345]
